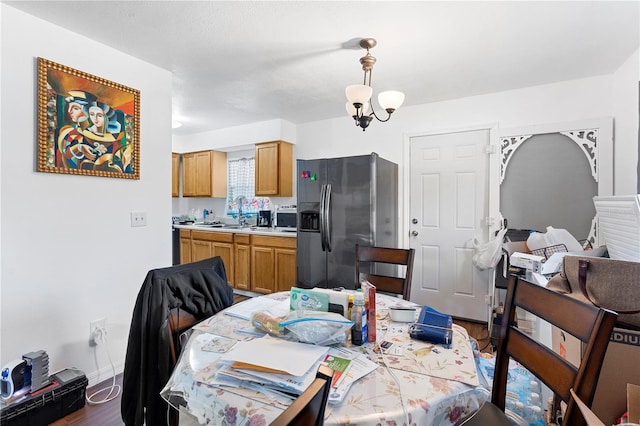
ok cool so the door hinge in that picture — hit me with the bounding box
[483,145,498,154]
[482,217,496,227]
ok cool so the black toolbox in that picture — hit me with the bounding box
[0,368,87,425]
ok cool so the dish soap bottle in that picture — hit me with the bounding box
[351,290,367,346]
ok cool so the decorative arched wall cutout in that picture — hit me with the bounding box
[498,119,612,247]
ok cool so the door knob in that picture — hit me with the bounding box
[411,230,419,237]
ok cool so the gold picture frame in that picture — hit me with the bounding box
[37,57,140,179]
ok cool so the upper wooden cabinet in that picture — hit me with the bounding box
[255,141,293,197]
[182,150,227,197]
[172,153,180,197]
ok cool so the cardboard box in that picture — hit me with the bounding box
[552,326,640,425]
[509,252,544,271]
[629,383,640,424]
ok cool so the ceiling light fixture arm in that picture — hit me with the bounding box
[345,38,404,132]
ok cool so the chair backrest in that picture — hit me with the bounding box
[271,365,334,426]
[167,307,199,366]
[492,276,617,425]
[355,244,415,300]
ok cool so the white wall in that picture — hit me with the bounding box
[174,66,639,233]
[172,121,297,218]
[296,74,617,234]
[0,5,172,386]
[612,48,640,194]
[172,118,296,153]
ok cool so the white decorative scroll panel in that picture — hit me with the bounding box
[499,128,599,184]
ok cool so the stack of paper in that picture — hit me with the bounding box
[214,335,329,396]
[201,335,378,405]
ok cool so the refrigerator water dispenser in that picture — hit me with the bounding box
[300,211,320,231]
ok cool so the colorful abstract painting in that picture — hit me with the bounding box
[37,58,140,179]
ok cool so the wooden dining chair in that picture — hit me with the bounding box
[355,244,415,300]
[271,365,335,426]
[167,307,199,367]
[166,307,200,426]
[454,275,617,426]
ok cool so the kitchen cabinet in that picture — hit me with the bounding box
[234,234,251,291]
[172,153,180,197]
[251,235,297,294]
[178,228,296,293]
[190,230,234,284]
[255,141,293,197]
[182,150,227,197]
[179,229,191,264]
[275,248,297,292]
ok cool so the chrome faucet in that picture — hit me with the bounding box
[235,196,247,226]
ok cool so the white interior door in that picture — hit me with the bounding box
[408,129,491,321]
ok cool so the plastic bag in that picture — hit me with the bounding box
[279,310,354,346]
[472,227,508,270]
[251,311,288,336]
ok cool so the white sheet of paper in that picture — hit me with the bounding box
[219,335,328,376]
[223,297,290,320]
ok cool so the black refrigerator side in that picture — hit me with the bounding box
[296,158,327,288]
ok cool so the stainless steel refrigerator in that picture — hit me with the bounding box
[297,153,398,289]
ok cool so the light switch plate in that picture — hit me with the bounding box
[131,212,147,227]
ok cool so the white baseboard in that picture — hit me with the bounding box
[86,360,124,388]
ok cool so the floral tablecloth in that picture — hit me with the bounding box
[161,292,488,425]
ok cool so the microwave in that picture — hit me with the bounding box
[276,208,297,231]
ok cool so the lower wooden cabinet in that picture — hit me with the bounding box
[179,229,192,264]
[178,230,296,293]
[251,235,297,294]
[275,248,297,293]
[234,234,251,291]
[190,230,234,285]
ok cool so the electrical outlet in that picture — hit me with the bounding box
[130,211,147,227]
[89,317,107,346]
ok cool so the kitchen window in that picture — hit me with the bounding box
[226,156,271,217]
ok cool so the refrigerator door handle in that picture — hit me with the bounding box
[325,184,332,252]
[320,184,327,251]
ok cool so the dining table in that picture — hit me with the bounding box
[161,290,489,425]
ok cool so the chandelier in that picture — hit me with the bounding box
[345,38,405,131]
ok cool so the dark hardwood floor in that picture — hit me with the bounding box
[50,293,489,425]
[49,375,124,426]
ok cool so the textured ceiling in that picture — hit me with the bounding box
[5,1,639,135]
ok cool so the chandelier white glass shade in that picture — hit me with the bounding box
[345,38,404,131]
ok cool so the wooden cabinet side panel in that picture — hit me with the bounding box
[252,246,275,294]
[211,150,228,198]
[275,248,297,292]
[278,142,293,197]
[172,153,180,197]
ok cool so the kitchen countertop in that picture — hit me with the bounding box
[173,223,297,237]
